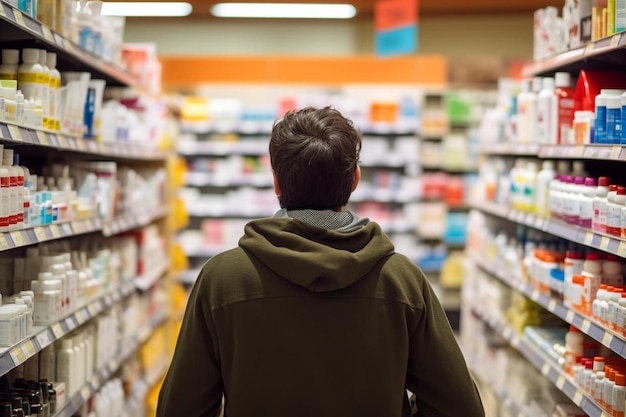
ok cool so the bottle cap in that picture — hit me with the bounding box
[555,72,571,88]
[610,184,619,191]
[575,176,584,185]
[599,176,611,186]
[618,186,626,195]
[38,50,47,66]
[585,252,601,260]
[46,52,56,69]
[20,48,39,63]
[585,177,597,187]
[616,373,626,386]
[1,49,18,65]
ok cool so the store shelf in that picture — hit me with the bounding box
[523,32,626,77]
[478,143,541,156]
[471,306,605,417]
[178,140,268,156]
[0,3,138,88]
[471,201,626,258]
[0,208,167,252]
[0,123,167,161]
[470,366,524,417]
[350,189,420,204]
[185,172,273,188]
[470,252,626,359]
[539,144,626,161]
[135,262,170,292]
[52,310,169,417]
[0,261,168,379]
[177,269,201,285]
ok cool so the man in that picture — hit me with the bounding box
[157,106,484,417]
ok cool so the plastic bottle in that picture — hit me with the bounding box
[0,49,19,81]
[553,71,575,144]
[613,373,626,417]
[534,160,555,216]
[56,338,75,395]
[560,175,575,223]
[595,89,624,143]
[77,0,94,53]
[621,91,626,144]
[2,149,18,230]
[564,325,584,375]
[15,90,24,126]
[17,48,44,105]
[87,1,103,57]
[609,186,626,236]
[46,52,61,131]
[0,145,9,233]
[594,284,609,322]
[574,110,595,144]
[12,153,24,229]
[509,159,525,210]
[602,184,619,234]
[566,176,585,224]
[516,78,538,143]
[609,287,625,330]
[605,368,616,415]
[579,177,597,228]
[608,94,623,144]
[595,370,607,404]
[38,50,50,130]
[618,293,626,337]
[582,252,603,315]
[548,173,562,218]
[521,161,538,212]
[564,249,584,307]
[593,177,611,232]
[537,77,556,144]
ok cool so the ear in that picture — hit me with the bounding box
[351,166,360,192]
[272,170,281,196]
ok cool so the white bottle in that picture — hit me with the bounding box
[595,89,625,143]
[56,338,75,395]
[0,49,19,81]
[537,77,556,144]
[77,0,94,53]
[509,159,525,210]
[582,252,603,315]
[564,250,584,307]
[594,285,609,321]
[593,177,611,232]
[87,1,104,57]
[517,78,538,143]
[0,145,9,233]
[560,175,575,223]
[565,176,585,225]
[17,48,44,104]
[521,161,538,212]
[608,287,624,330]
[47,52,61,132]
[38,49,51,131]
[15,90,24,126]
[609,186,626,237]
[604,254,624,286]
[11,153,24,229]
[535,160,555,217]
[579,177,597,228]
[617,294,626,335]
[602,185,619,234]
[2,149,18,230]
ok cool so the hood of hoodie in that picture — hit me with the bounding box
[238,217,395,292]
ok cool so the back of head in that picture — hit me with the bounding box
[269,106,362,211]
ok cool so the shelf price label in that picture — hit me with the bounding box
[51,322,64,338]
[41,25,55,42]
[80,386,91,401]
[584,232,594,246]
[556,375,566,389]
[34,227,46,242]
[611,33,623,47]
[7,125,22,141]
[35,329,53,349]
[12,9,27,28]
[541,362,550,376]
[0,235,8,251]
[36,130,48,145]
[611,145,622,159]
[573,390,583,406]
[9,347,25,366]
[566,309,576,323]
[21,340,36,358]
[600,236,611,251]
[9,231,24,246]
[603,332,614,347]
[547,299,557,312]
[582,319,592,333]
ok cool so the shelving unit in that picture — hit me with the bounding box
[464,32,626,416]
[0,3,173,415]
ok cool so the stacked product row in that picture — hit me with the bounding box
[534,0,626,61]
[0,47,165,144]
[0,223,165,346]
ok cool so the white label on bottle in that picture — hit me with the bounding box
[600,200,610,229]
[609,204,622,230]
[615,387,626,412]
[580,199,594,222]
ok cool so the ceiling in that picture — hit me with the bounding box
[118,0,564,19]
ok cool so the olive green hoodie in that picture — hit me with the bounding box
[157,216,484,417]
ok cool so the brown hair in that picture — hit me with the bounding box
[269,106,362,210]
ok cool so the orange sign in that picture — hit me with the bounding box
[375,0,418,32]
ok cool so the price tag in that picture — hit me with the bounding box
[584,42,596,54]
[62,223,72,235]
[0,4,6,17]
[51,322,64,338]
[9,347,26,365]
[10,231,23,246]
[603,332,614,346]
[531,289,540,301]
[12,9,26,28]
[58,135,68,148]
[541,362,550,375]
[601,236,611,251]
[34,227,46,241]
[76,309,88,323]
[49,224,60,237]
[611,33,623,47]
[584,232,594,246]
[611,145,623,159]
[0,235,8,250]
[64,316,76,331]
[556,375,566,389]
[566,309,575,323]
[35,329,53,349]
[618,241,626,258]
[41,25,54,42]
[87,302,98,317]
[582,319,592,332]
[21,340,36,358]
[36,130,48,145]
[573,390,583,406]
[548,299,557,312]
[7,125,22,141]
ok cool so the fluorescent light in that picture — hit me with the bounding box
[211,3,356,18]
[101,2,193,17]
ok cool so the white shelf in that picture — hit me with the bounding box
[471,306,605,417]
[471,201,626,258]
[185,172,273,188]
[51,309,169,417]
[0,261,169,378]
[0,208,167,253]
[470,252,626,359]
[478,142,626,161]
[178,140,268,156]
